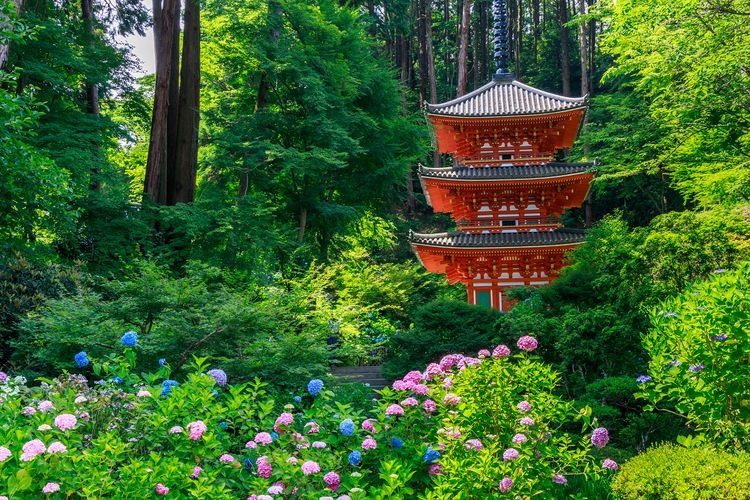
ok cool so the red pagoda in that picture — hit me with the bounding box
[410,0,595,311]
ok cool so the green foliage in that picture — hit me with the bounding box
[612,443,750,499]
[0,255,84,365]
[639,262,750,450]
[383,299,500,379]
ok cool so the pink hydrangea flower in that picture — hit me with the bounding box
[301,460,321,475]
[422,399,437,413]
[38,400,54,413]
[190,466,202,479]
[414,383,430,395]
[602,458,618,470]
[323,471,341,491]
[0,372,6,383]
[21,439,46,461]
[423,363,443,380]
[312,441,327,449]
[304,421,320,434]
[274,412,294,432]
[499,477,513,493]
[438,354,463,371]
[458,357,481,368]
[187,420,207,440]
[517,335,538,352]
[0,495,8,500]
[286,456,298,465]
[42,482,60,494]
[401,397,418,407]
[520,417,534,426]
[79,412,90,422]
[428,463,443,476]
[22,406,36,416]
[267,485,284,495]
[245,440,257,449]
[503,448,519,461]
[517,401,532,412]
[492,345,511,358]
[442,377,454,389]
[553,474,567,485]
[385,404,404,416]
[591,427,609,448]
[169,426,184,434]
[512,433,527,444]
[362,437,377,450]
[443,393,461,406]
[361,419,376,433]
[47,442,67,454]
[219,453,235,463]
[256,456,272,478]
[0,447,10,461]
[465,439,483,450]
[254,432,273,445]
[477,349,491,358]
[74,395,87,404]
[403,370,423,384]
[137,390,152,398]
[155,483,169,495]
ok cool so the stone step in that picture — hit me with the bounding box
[332,365,390,389]
[332,366,384,376]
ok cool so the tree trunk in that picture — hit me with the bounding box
[532,0,540,62]
[426,0,440,168]
[558,0,571,96]
[171,0,200,204]
[164,0,181,203]
[144,0,179,203]
[514,0,522,78]
[456,0,472,96]
[0,0,25,69]
[297,206,307,242]
[588,7,596,92]
[577,0,588,96]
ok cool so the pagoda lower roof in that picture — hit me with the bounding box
[426,79,587,118]
[409,229,587,248]
[419,162,594,180]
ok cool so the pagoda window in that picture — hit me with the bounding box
[501,220,517,227]
[475,290,492,308]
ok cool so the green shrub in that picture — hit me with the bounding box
[639,262,750,450]
[612,443,750,499]
[382,299,499,379]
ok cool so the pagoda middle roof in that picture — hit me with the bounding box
[419,162,594,180]
[427,79,587,117]
[409,229,587,248]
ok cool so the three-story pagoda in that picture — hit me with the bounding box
[410,0,595,311]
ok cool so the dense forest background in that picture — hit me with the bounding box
[2,0,750,457]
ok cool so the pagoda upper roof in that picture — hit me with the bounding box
[426,79,587,117]
[419,162,594,180]
[409,229,587,248]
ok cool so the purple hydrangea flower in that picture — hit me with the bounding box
[499,477,513,493]
[602,458,618,470]
[207,369,227,387]
[591,427,609,448]
[636,375,652,383]
[689,363,705,373]
[502,448,519,461]
[711,334,728,341]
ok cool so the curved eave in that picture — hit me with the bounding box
[426,106,587,121]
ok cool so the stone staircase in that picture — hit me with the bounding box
[331,365,389,390]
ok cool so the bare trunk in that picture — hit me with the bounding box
[171,0,200,204]
[514,0,522,78]
[532,0,540,62]
[456,0,472,96]
[577,0,588,96]
[297,207,307,242]
[164,0,181,203]
[559,0,571,96]
[588,10,596,91]
[426,0,440,168]
[144,0,179,203]
[0,0,25,69]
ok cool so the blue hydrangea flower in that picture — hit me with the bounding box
[348,450,362,465]
[689,363,705,373]
[390,437,403,448]
[219,422,228,430]
[422,446,441,463]
[636,375,652,383]
[113,376,123,384]
[307,379,324,396]
[294,395,302,403]
[74,351,89,368]
[243,458,254,471]
[339,418,355,436]
[271,431,279,442]
[121,331,138,347]
[711,334,728,341]
[161,379,179,396]
[158,358,166,367]
[207,368,227,387]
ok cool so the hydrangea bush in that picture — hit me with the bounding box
[639,263,750,450]
[0,331,614,497]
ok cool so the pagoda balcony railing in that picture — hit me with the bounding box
[456,217,561,233]
[460,156,554,167]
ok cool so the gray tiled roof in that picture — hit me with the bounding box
[427,80,587,117]
[409,229,587,247]
[419,162,594,180]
